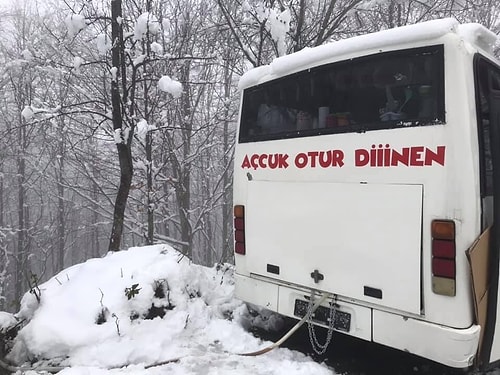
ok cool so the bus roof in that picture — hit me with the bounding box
[239,18,499,91]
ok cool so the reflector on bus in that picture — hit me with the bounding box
[432,239,456,258]
[234,205,245,219]
[432,220,455,240]
[432,258,456,278]
[431,220,456,296]
[234,205,246,255]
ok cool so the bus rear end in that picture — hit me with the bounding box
[232,19,496,369]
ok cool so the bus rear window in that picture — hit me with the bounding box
[239,46,444,143]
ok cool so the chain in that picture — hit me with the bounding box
[306,291,336,355]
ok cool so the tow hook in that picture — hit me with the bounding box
[310,269,324,283]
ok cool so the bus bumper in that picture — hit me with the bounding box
[372,309,480,368]
[235,273,480,368]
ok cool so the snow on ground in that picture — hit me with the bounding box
[2,245,334,374]
[0,312,17,332]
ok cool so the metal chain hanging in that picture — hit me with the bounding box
[306,291,336,355]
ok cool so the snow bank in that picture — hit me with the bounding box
[5,245,333,374]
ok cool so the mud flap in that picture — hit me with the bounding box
[466,227,491,367]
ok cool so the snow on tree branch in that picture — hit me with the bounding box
[268,9,291,57]
[158,76,182,98]
[133,13,160,41]
[151,42,163,55]
[73,57,84,72]
[21,105,61,121]
[96,34,111,56]
[114,128,130,145]
[110,67,118,82]
[65,14,87,37]
[136,119,157,142]
[21,106,35,121]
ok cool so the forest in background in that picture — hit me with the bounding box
[0,0,498,312]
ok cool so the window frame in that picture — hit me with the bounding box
[239,45,446,143]
[474,55,500,198]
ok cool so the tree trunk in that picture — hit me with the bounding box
[178,64,192,258]
[108,0,133,252]
[92,184,100,258]
[15,120,27,305]
[143,33,154,245]
[56,118,65,271]
[221,57,233,263]
[0,160,3,230]
[109,144,133,251]
[146,130,154,245]
[57,168,65,270]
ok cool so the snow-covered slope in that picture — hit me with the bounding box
[3,245,333,374]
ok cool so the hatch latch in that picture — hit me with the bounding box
[310,269,324,283]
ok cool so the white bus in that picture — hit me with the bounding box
[233,18,500,369]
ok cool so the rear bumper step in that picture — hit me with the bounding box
[235,273,480,368]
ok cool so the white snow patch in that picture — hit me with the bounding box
[0,311,17,332]
[151,42,163,54]
[457,23,499,55]
[21,106,34,120]
[74,56,84,71]
[114,128,125,144]
[110,67,118,82]
[97,34,112,55]
[268,8,291,56]
[134,13,160,41]
[158,76,182,98]
[162,19,170,32]
[255,3,269,23]
[239,18,461,90]
[136,119,157,142]
[133,54,146,67]
[4,245,332,374]
[238,65,271,91]
[242,0,251,12]
[21,49,33,61]
[65,14,87,37]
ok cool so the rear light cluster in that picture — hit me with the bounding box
[234,205,246,255]
[431,220,456,296]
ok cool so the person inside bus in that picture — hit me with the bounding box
[373,62,423,122]
[256,103,296,134]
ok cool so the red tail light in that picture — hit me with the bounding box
[234,205,246,255]
[432,239,455,258]
[432,258,455,278]
[431,220,456,296]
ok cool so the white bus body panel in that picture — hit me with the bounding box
[372,310,480,368]
[246,180,422,314]
[232,19,499,368]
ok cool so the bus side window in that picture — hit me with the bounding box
[257,104,296,134]
[476,60,494,198]
[474,58,500,229]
